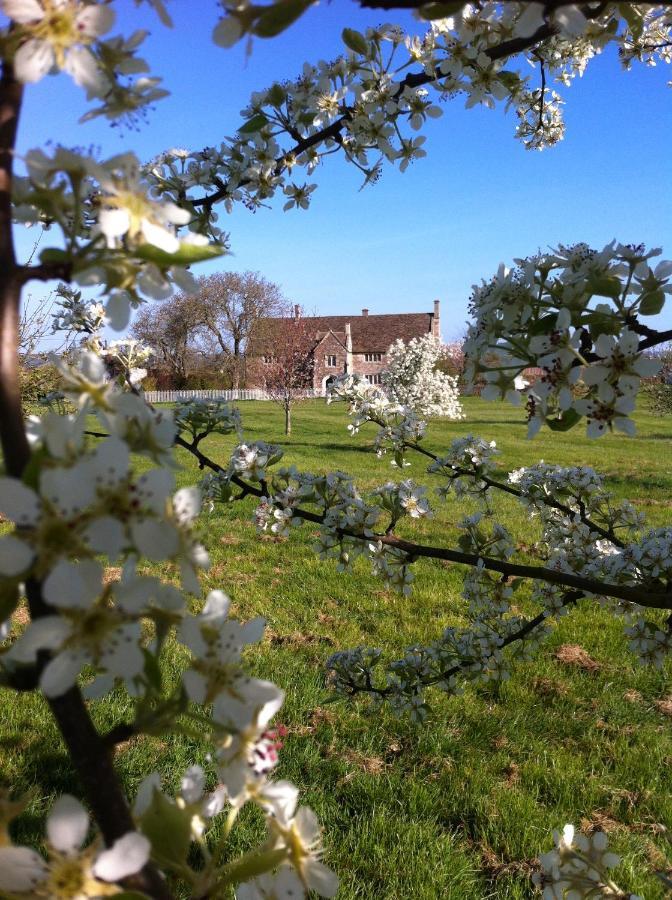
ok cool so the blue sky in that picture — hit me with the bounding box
[14,1,672,344]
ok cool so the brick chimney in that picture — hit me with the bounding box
[294,304,301,319]
[361,308,369,316]
[432,299,440,338]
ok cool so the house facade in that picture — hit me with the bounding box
[247,302,441,393]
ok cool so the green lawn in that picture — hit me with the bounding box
[2,397,672,898]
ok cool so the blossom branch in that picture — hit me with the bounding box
[0,59,172,900]
[401,440,625,547]
[335,591,582,698]
[175,436,669,609]
[192,21,558,212]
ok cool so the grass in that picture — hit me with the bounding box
[2,396,672,898]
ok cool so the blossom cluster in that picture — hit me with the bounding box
[465,242,669,436]
[534,824,641,899]
[143,7,672,247]
[2,2,671,894]
[191,402,670,731]
[12,145,223,331]
[382,334,464,419]
[0,351,337,898]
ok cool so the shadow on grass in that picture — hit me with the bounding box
[283,441,375,455]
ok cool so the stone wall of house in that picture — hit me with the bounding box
[245,303,442,390]
[350,351,388,384]
[313,332,348,390]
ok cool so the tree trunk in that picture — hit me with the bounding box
[285,402,291,435]
[233,336,240,390]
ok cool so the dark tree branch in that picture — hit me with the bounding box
[174,435,670,610]
[18,261,73,284]
[0,58,172,900]
[338,591,582,698]
[402,440,625,547]
[192,20,558,212]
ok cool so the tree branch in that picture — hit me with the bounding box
[191,20,557,211]
[174,435,669,610]
[338,590,582,697]
[18,261,73,284]
[0,59,171,900]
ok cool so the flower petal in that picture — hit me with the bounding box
[130,519,179,560]
[305,859,339,898]
[43,559,102,609]
[0,477,40,525]
[75,2,115,37]
[6,616,71,664]
[0,534,34,576]
[47,794,89,854]
[64,46,107,95]
[173,486,200,525]
[40,649,87,697]
[0,846,47,890]
[92,832,150,881]
[13,38,54,83]
[2,0,45,24]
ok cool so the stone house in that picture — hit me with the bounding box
[246,302,441,393]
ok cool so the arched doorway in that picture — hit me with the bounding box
[323,375,337,395]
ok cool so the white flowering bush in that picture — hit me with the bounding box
[465,243,669,437]
[382,334,464,419]
[1,2,672,898]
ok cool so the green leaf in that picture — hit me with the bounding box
[134,242,225,267]
[639,289,665,317]
[21,448,48,492]
[418,2,466,20]
[238,113,269,134]
[342,28,369,55]
[498,70,521,90]
[266,82,287,107]
[252,0,314,38]
[139,790,192,866]
[587,274,622,299]
[546,408,582,432]
[39,248,69,265]
[222,848,288,885]
[528,314,557,336]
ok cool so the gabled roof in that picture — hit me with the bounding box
[314,329,348,352]
[249,313,433,354]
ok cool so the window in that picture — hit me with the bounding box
[365,352,382,362]
[325,355,337,367]
[263,354,273,364]
[365,373,382,385]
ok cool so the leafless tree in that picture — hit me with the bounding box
[189,271,285,388]
[256,308,315,435]
[132,295,200,388]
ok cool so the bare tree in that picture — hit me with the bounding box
[257,309,315,435]
[18,289,58,360]
[189,271,284,388]
[132,295,199,388]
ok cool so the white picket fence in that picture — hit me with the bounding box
[143,388,327,403]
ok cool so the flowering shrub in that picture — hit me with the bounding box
[382,334,464,419]
[1,3,671,898]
